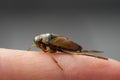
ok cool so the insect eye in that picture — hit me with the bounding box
[34,36,42,43]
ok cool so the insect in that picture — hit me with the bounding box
[28,33,108,70]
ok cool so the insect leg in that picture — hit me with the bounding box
[79,53,108,60]
[48,53,63,70]
[61,50,108,60]
[82,50,104,53]
[39,44,48,52]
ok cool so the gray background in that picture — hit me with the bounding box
[0,0,120,60]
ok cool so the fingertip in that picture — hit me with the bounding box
[0,48,120,80]
[55,54,120,80]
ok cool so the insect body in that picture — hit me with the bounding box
[34,33,83,53]
[28,33,108,70]
[33,33,104,53]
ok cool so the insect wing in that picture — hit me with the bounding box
[49,36,82,51]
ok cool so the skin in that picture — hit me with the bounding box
[0,48,120,80]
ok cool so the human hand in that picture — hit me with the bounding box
[0,48,120,80]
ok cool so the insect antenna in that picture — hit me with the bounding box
[27,44,36,51]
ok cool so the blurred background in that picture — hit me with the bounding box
[0,0,120,60]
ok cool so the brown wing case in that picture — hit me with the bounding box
[49,36,82,51]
